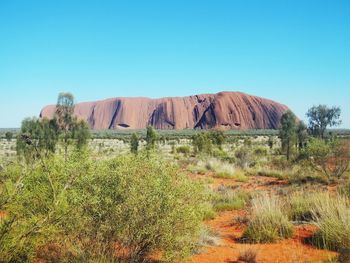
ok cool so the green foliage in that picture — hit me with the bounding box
[55,92,90,157]
[242,193,293,243]
[304,138,350,178]
[176,145,191,155]
[73,119,91,150]
[213,187,250,211]
[200,158,248,181]
[0,151,92,262]
[307,105,342,138]
[16,117,59,162]
[279,110,297,160]
[235,147,252,168]
[296,121,308,151]
[200,203,216,221]
[253,146,268,156]
[145,126,157,150]
[208,130,226,149]
[192,132,213,154]
[288,191,328,222]
[4,132,13,142]
[17,93,91,162]
[0,152,205,262]
[130,133,139,154]
[308,194,350,257]
[337,180,350,197]
[55,92,75,132]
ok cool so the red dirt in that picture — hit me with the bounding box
[187,175,338,263]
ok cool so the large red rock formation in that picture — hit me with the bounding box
[40,91,289,130]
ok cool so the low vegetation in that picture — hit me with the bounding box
[242,193,293,243]
[213,186,250,211]
[0,95,349,262]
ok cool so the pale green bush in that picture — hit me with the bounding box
[0,151,205,262]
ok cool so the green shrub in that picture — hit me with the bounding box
[304,138,350,179]
[192,132,213,154]
[253,146,268,156]
[176,145,191,155]
[201,203,217,220]
[0,152,205,262]
[235,147,253,168]
[242,193,293,243]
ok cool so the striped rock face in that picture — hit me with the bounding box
[40,91,289,130]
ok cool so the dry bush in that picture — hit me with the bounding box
[238,248,258,263]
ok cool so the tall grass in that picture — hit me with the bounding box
[309,194,350,255]
[206,158,248,181]
[242,193,293,243]
[289,191,329,222]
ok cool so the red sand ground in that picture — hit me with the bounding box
[188,175,338,263]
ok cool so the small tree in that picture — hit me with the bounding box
[145,126,157,150]
[209,130,226,149]
[304,138,350,178]
[16,117,59,162]
[279,110,297,160]
[296,121,308,151]
[55,92,75,159]
[306,105,341,139]
[192,132,212,154]
[130,133,139,154]
[39,118,59,156]
[73,119,90,150]
[5,132,13,142]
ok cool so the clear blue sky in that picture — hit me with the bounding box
[0,0,349,128]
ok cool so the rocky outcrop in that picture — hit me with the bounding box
[40,91,289,130]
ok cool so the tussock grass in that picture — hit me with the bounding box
[207,158,249,181]
[188,158,249,181]
[197,226,221,247]
[242,193,293,243]
[238,248,258,263]
[201,202,217,221]
[213,186,250,212]
[289,191,329,222]
[308,194,350,255]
